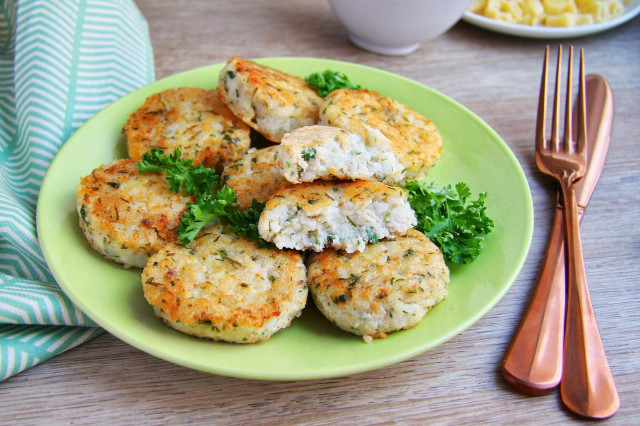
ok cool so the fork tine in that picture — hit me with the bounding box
[577,47,587,157]
[536,45,550,153]
[564,46,574,153]
[551,45,563,152]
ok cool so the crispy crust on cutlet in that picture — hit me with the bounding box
[307,229,449,339]
[217,56,322,142]
[221,146,294,210]
[142,225,308,343]
[124,87,250,172]
[319,89,443,181]
[76,159,194,268]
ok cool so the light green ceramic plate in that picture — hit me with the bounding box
[37,58,533,380]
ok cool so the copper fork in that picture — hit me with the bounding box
[535,45,619,419]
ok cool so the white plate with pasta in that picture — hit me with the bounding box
[462,0,640,39]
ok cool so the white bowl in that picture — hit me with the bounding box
[328,0,473,56]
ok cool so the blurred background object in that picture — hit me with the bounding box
[328,0,474,55]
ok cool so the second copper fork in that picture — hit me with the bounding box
[534,45,619,419]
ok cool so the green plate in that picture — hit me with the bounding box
[37,58,533,380]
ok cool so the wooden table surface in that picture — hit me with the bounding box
[3,1,639,423]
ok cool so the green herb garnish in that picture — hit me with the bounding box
[177,186,267,246]
[404,181,494,265]
[305,69,361,97]
[366,229,379,244]
[137,148,219,195]
[301,147,316,161]
[138,148,268,246]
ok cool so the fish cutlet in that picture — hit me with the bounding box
[221,146,294,210]
[307,229,449,340]
[276,125,404,185]
[142,225,308,343]
[319,88,443,181]
[124,87,250,172]
[76,158,193,268]
[217,56,322,142]
[258,180,417,253]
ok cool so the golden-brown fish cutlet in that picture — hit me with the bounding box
[142,225,308,343]
[306,229,449,340]
[124,87,250,172]
[276,125,405,185]
[76,158,194,268]
[319,88,443,181]
[258,180,417,253]
[221,146,294,210]
[217,56,322,142]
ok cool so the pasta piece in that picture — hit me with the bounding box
[575,13,595,25]
[543,0,577,15]
[545,12,577,26]
[586,0,624,22]
[469,0,628,27]
[485,0,524,22]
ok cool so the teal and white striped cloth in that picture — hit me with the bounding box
[0,0,154,380]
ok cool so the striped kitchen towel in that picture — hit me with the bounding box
[0,0,154,380]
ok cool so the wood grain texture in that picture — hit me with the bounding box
[2,0,639,423]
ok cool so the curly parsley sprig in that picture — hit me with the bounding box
[305,69,361,97]
[137,148,268,246]
[137,148,220,195]
[404,181,494,265]
[178,188,267,246]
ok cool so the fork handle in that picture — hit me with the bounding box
[501,202,567,394]
[560,179,619,419]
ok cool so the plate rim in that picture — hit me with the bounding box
[37,57,534,380]
[462,0,640,39]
